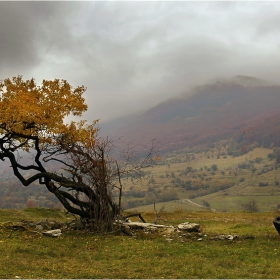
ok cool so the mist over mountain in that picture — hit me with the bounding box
[104,75,280,154]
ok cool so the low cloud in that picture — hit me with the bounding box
[1,1,280,123]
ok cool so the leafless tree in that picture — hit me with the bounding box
[0,129,158,232]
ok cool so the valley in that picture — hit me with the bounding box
[119,145,280,213]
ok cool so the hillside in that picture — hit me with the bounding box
[0,156,64,209]
[107,76,280,154]
[122,146,280,213]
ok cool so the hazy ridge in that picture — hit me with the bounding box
[106,75,280,154]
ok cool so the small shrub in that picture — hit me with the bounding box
[255,157,263,163]
[243,199,259,212]
[259,182,269,187]
[211,164,218,171]
[202,200,210,208]
[238,162,252,169]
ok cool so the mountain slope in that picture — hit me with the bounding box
[108,77,280,153]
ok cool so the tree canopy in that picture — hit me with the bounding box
[0,76,98,151]
[0,76,157,232]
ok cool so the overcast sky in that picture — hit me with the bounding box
[1,1,280,124]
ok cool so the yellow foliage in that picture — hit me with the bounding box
[0,76,97,150]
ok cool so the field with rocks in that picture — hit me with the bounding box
[0,208,280,278]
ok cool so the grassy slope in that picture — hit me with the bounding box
[123,147,280,212]
[0,208,279,279]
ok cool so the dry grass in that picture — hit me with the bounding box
[125,147,280,212]
[1,208,279,278]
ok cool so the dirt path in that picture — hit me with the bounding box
[182,199,216,212]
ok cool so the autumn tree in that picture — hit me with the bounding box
[0,76,157,232]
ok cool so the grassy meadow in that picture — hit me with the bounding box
[121,147,280,213]
[0,208,280,278]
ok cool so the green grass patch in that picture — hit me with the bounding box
[0,209,280,278]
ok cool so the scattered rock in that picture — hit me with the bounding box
[177,222,200,232]
[42,229,62,237]
[120,225,134,236]
[122,222,174,230]
[160,227,176,235]
[144,227,158,233]
[67,220,84,230]
[227,235,238,241]
[35,225,44,231]
[211,234,238,241]
[11,223,26,231]
[37,219,51,230]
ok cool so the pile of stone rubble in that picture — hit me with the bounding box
[2,218,239,241]
[2,218,86,237]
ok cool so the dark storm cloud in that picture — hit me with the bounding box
[0,1,73,78]
[0,2,37,76]
[1,1,280,122]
